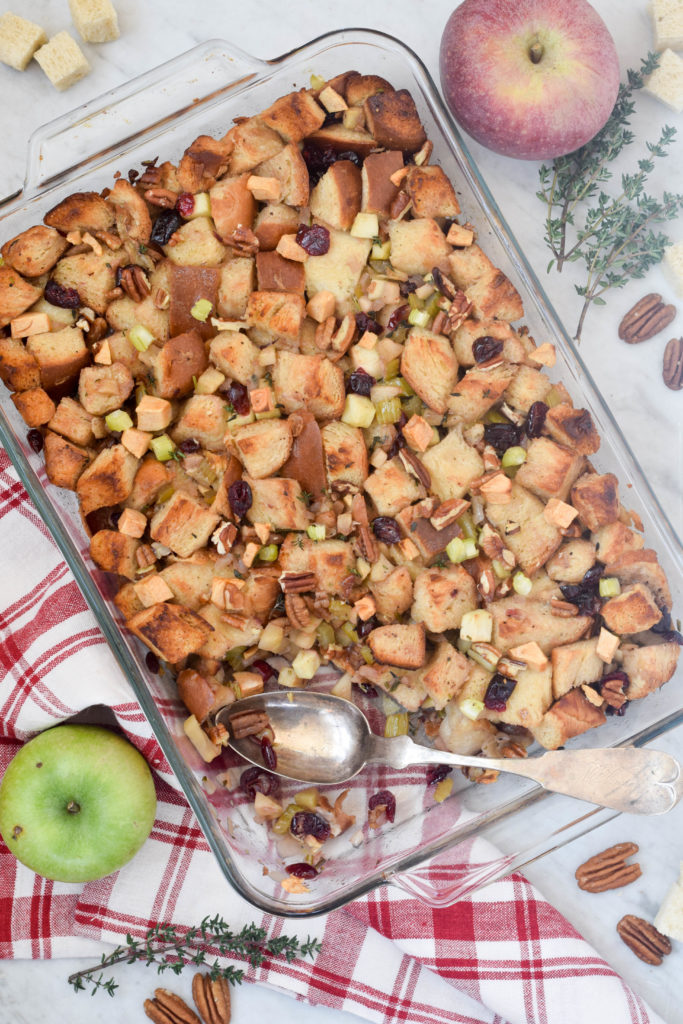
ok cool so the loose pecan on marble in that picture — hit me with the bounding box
[616,915,672,965]
[618,294,676,343]
[144,988,201,1024]
[663,337,683,391]
[575,842,641,893]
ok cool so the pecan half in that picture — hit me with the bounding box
[120,264,151,303]
[192,972,231,1024]
[616,915,672,965]
[144,988,201,1024]
[618,293,676,344]
[280,570,316,593]
[226,225,259,256]
[228,710,270,740]
[575,842,641,893]
[549,597,579,617]
[429,497,469,530]
[601,675,627,709]
[285,592,310,629]
[444,290,473,333]
[398,448,431,489]
[351,492,378,563]
[145,187,179,209]
[663,337,683,391]
[136,544,156,568]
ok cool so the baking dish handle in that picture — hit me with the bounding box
[22,39,267,194]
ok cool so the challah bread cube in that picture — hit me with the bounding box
[0,12,46,70]
[69,0,120,43]
[34,32,90,91]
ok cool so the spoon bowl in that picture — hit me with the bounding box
[216,691,683,815]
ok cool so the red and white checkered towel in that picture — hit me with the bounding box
[0,449,663,1024]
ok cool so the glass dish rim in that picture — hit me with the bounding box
[1,27,681,918]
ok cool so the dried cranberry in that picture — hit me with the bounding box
[286,862,318,878]
[252,659,277,683]
[560,562,604,615]
[176,192,195,217]
[177,438,201,454]
[109,510,122,528]
[150,209,182,247]
[355,312,381,335]
[261,734,277,771]
[356,616,378,639]
[145,651,160,674]
[368,789,396,823]
[296,223,330,256]
[44,279,80,309]
[385,304,410,333]
[240,766,280,800]
[426,764,453,786]
[473,336,504,364]
[223,380,250,416]
[605,702,629,717]
[301,143,337,185]
[26,429,43,453]
[399,275,422,297]
[290,811,331,841]
[337,150,362,168]
[483,673,517,712]
[228,480,253,519]
[346,368,375,397]
[483,422,521,455]
[525,401,548,439]
[372,517,401,544]
[386,426,406,459]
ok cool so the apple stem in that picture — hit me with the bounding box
[66,800,81,814]
[529,39,544,64]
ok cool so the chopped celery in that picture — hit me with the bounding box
[512,571,533,596]
[272,803,299,834]
[374,397,402,424]
[383,357,400,379]
[225,645,246,670]
[316,621,335,648]
[408,292,422,310]
[150,433,176,461]
[599,577,621,598]
[191,298,213,322]
[371,240,391,260]
[501,446,527,468]
[384,376,415,397]
[306,524,326,541]
[360,645,374,665]
[460,698,484,721]
[446,537,467,564]
[457,511,477,539]
[105,409,133,433]
[408,307,430,327]
[128,324,154,352]
[329,599,352,620]
[258,544,279,562]
[384,712,409,737]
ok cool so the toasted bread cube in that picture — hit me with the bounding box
[279,534,355,596]
[209,174,256,241]
[177,667,232,722]
[0,266,42,329]
[252,204,298,252]
[388,218,451,276]
[400,328,458,414]
[134,573,175,608]
[361,151,403,216]
[158,556,217,612]
[504,364,553,413]
[515,437,584,503]
[322,420,368,488]
[151,329,207,401]
[404,165,460,219]
[106,293,169,344]
[150,491,220,558]
[257,144,310,207]
[165,217,227,267]
[621,642,680,700]
[604,549,672,610]
[447,363,515,425]
[545,404,600,455]
[273,350,345,420]
[117,507,147,539]
[304,228,372,316]
[403,414,433,452]
[34,31,90,91]
[485,482,562,576]
[0,11,46,69]
[43,430,90,490]
[44,191,114,236]
[261,89,325,143]
[416,641,470,710]
[0,336,41,391]
[421,427,484,502]
[448,245,523,321]
[342,73,390,106]
[171,394,227,451]
[551,638,602,699]
[532,687,606,750]
[177,135,231,194]
[446,223,474,246]
[167,263,220,341]
[363,457,423,517]
[246,175,281,203]
[11,387,55,427]
[77,361,133,416]
[570,472,619,532]
[112,583,143,619]
[370,566,414,621]
[490,595,591,654]
[196,604,262,660]
[76,444,138,514]
[125,455,172,511]
[310,160,362,231]
[546,539,597,584]
[55,245,123,313]
[209,330,260,387]
[211,258,253,321]
[128,602,213,663]
[451,318,524,368]
[90,529,139,579]
[2,226,67,278]
[245,476,311,532]
[403,515,463,565]
[592,521,644,564]
[411,565,477,632]
[246,290,305,346]
[439,699,498,756]
[69,0,119,42]
[364,89,426,152]
[601,583,662,635]
[369,622,426,669]
[26,326,89,391]
[226,116,283,175]
[484,664,553,729]
[257,250,305,294]
[232,419,292,478]
[136,395,172,432]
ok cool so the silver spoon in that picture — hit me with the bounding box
[216,691,683,815]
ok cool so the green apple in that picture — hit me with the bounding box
[0,724,157,882]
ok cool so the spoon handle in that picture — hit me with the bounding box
[367,735,682,815]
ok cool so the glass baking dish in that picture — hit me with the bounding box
[1,30,681,917]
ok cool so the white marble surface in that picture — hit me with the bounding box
[0,1,682,1022]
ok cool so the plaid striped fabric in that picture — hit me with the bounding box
[0,451,663,1024]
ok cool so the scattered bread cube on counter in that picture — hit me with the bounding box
[644,47,683,112]
[0,11,46,71]
[69,0,120,44]
[650,0,683,51]
[34,31,90,91]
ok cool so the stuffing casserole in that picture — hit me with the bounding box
[0,68,679,780]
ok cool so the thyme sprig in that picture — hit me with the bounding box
[537,53,683,340]
[67,916,322,997]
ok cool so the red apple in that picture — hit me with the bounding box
[440,0,620,160]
